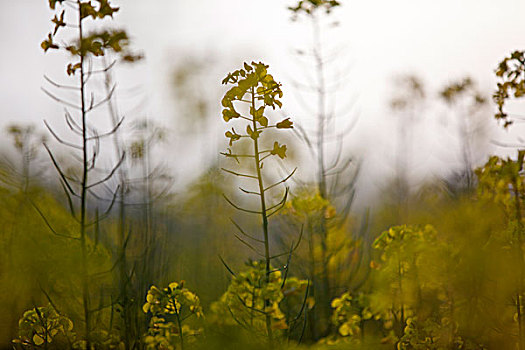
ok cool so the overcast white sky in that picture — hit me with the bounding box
[2,0,525,204]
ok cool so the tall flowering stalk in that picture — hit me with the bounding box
[220,61,296,344]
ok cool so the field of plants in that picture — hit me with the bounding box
[3,0,525,349]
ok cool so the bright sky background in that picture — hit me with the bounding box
[2,0,525,205]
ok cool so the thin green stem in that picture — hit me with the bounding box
[251,86,274,346]
[77,2,91,347]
